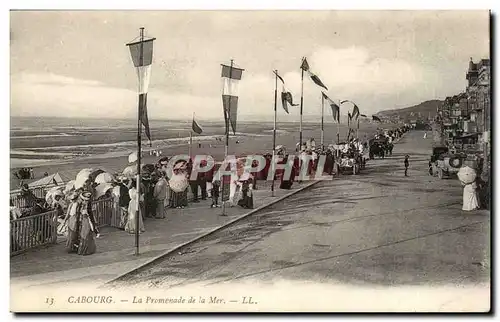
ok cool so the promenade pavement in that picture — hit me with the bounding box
[10,179,317,290]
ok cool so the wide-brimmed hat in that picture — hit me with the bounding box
[69,192,79,201]
[80,191,92,201]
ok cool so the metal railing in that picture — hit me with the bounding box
[10,210,58,256]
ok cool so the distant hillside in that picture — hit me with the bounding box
[376,99,443,120]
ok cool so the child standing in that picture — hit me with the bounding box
[211,179,221,208]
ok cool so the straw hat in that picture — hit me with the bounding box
[80,191,92,201]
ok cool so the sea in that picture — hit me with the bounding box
[10,116,390,169]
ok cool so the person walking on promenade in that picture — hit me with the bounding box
[118,177,131,229]
[78,191,99,256]
[404,155,410,176]
[153,171,168,219]
[142,173,155,219]
[64,192,81,253]
[125,183,145,234]
[211,176,221,208]
[188,160,200,203]
[198,160,208,200]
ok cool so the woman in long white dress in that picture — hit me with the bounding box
[462,181,480,211]
[125,185,145,234]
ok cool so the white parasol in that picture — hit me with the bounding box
[122,165,138,177]
[128,152,138,164]
[45,187,64,204]
[94,183,114,199]
[457,166,477,185]
[169,173,189,192]
[75,168,94,190]
[95,172,115,184]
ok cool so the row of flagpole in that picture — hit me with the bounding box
[125,27,386,255]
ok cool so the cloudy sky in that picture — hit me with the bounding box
[10,10,489,120]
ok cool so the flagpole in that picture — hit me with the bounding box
[189,131,193,159]
[299,57,304,151]
[222,59,233,217]
[271,70,278,197]
[135,27,144,257]
[337,100,340,144]
[357,118,360,140]
[321,93,324,151]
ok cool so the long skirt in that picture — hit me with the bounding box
[65,228,80,253]
[171,190,188,208]
[237,191,254,209]
[119,206,128,229]
[77,218,96,256]
[125,204,145,234]
[155,199,165,219]
[463,184,480,211]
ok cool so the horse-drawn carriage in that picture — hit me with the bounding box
[369,137,393,159]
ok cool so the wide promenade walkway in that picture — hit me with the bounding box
[10,180,316,290]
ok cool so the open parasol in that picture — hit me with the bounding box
[95,172,115,184]
[88,169,105,183]
[457,166,477,185]
[95,183,114,199]
[45,186,64,204]
[169,173,189,192]
[128,152,138,164]
[75,168,94,190]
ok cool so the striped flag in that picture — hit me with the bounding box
[192,115,203,135]
[300,57,328,90]
[221,64,244,135]
[127,37,155,146]
[322,92,340,123]
[276,72,298,114]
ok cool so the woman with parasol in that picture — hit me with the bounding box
[169,160,189,209]
[63,192,81,253]
[77,191,99,255]
[458,166,480,211]
[237,173,254,209]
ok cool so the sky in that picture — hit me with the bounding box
[10,10,490,121]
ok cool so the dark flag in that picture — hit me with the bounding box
[192,115,203,134]
[372,115,382,122]
[352,104,360,119]
[276,71,298,114]
[301,57,328,90]
[322,92,340,123]
[300,57,310,71]
[360,114,367,117]
[309,73,328,90]
[281,92,298,113]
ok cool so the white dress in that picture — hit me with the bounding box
[462,182,480,211]
[125,188,145,234]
